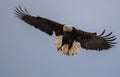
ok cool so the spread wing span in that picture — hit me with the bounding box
[14,6,117,55]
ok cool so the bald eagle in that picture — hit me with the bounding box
[14,6,116,56]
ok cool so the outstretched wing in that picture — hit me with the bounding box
[76,29,116,51]
[14,6,63,36]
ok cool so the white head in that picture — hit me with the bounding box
[63,24,73,31]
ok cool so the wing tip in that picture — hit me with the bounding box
[14,5,29,19]
[92,30,117,51]
[101,30,117,50]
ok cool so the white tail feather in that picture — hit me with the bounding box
[53,36,82,56]
[53,36,63,49]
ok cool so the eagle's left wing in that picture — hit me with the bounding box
[76,29,116,51]
[14,6,64,36]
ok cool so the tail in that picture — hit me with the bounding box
[53,35,82,56]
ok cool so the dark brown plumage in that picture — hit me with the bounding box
[14,6,117,56]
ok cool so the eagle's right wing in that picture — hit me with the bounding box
[14,6,64,36]
[76,29,116,51]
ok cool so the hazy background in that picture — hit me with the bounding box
[0,0,120,77]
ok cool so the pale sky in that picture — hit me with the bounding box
[0,0,120,77]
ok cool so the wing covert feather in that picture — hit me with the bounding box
[14,6,63,36]
[76,29,116,51]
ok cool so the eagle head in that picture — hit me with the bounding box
[63,24,73,32]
